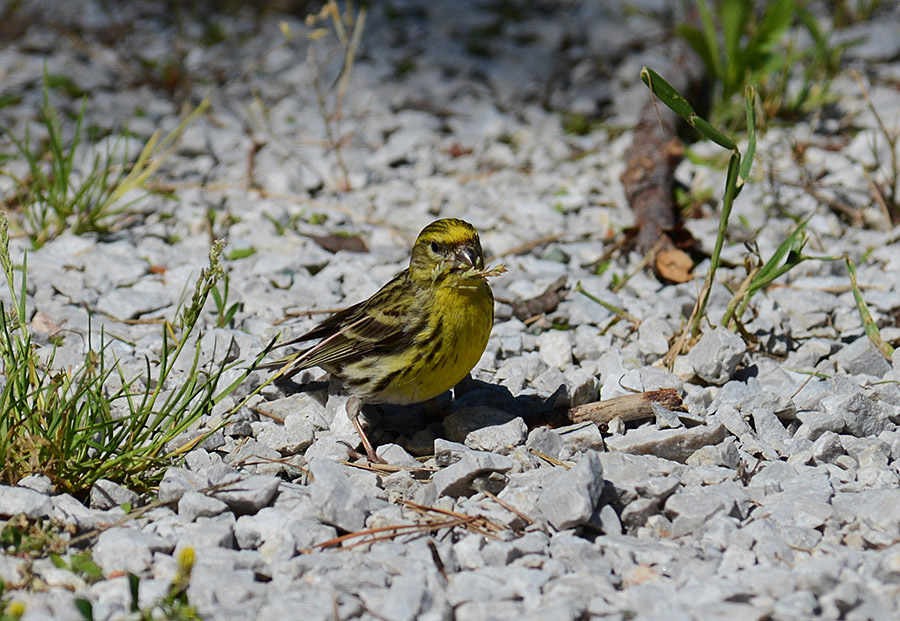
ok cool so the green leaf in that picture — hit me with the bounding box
[128,574,141,612]
[721,0,751,96]
[676,24,716,77]
[739,85,758,183]
[70,552,103,579]
[226,247,256,260]
[75,598,94,621]
[847,258,895,359]
[756,0,795,53]
[696,0,723,81]
[641,67,737,150]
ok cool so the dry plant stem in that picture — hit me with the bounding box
[622,120,683,258]
[311,522,454,552]
[862,167,894,225]
[332,4,367,106]
[342,461,437,475]
[611,236,666,293]
[852,69,899,221]
[307,0,368,192]
[309,41,351,191]
[528,448,571,469]
[568,389,684,426]
[575,282,641,324]
[722,262,762,329]
[482,489,535,526]
[402,500,503,538]
[802,183,864,226]
[581,233,630,271]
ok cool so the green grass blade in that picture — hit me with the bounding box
[720,0,750,97]
[696,0,723,81]
[676,24,716,77]
[690,152,740,337]
[641,67,737,150]
[846,258,894,359]
[739,85,757,183]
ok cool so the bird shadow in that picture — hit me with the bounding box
[377,377,572,436]
[274,373,575,452]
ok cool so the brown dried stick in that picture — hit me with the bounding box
[621,39,705,282]
[568,389,683,426]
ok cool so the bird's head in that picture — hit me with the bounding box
[409,218,486,286]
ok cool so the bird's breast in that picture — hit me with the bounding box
[375,279,494,404]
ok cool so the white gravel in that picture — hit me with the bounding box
[2,1,900,620]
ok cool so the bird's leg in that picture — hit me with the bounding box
[347,396,385,464]
[422,397,446,421]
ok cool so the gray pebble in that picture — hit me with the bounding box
[158,467,208,504]
[465,417,528,454]
[375,443,421,467]
[288,518,337,552]
[444,406,519,443]
[252,415,315,455]
[92,527,173,577]
[0,485,53,519]
[536,329,573,370]
[15,474,53,495]
[835,336,892,377]
[307,458,370,531]
[833,488,900,531]
[432,440,513,498]
[605,423,728,463]
[94,286,170,319]
[178,491,229,522]
[52,494,127,531]
[687,328,747,385]
[821,390,892,437]
[233,507,298,562]
[555,422,605,460]
[536,451,604,530]
[526,426,565,460]
[174,513,237,551]
[211,474,281,513]
[90,479,140,511]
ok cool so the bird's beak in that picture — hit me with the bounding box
[455,245,482,271]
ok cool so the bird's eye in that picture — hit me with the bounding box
[430,241,440,253]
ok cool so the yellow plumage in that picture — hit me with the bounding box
[264,218,499,462]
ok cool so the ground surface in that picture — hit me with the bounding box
[2,1,900,619]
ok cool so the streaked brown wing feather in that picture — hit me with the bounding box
[263,270,425,376]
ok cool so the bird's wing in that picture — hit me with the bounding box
[263,272,425,376]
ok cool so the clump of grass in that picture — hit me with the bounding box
[678,0,846,126]
[210,269,241,329]
[1,514,69,559]
[643,68,893,364]
[0,70,208,248]
[0,212,255,497]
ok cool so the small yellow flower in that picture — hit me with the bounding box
[265,218,502,462]
[5,600,26,618]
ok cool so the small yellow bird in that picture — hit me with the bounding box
[265,218,501,462]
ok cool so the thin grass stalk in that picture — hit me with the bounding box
[846,257,894,359]
[689,152,740,338]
